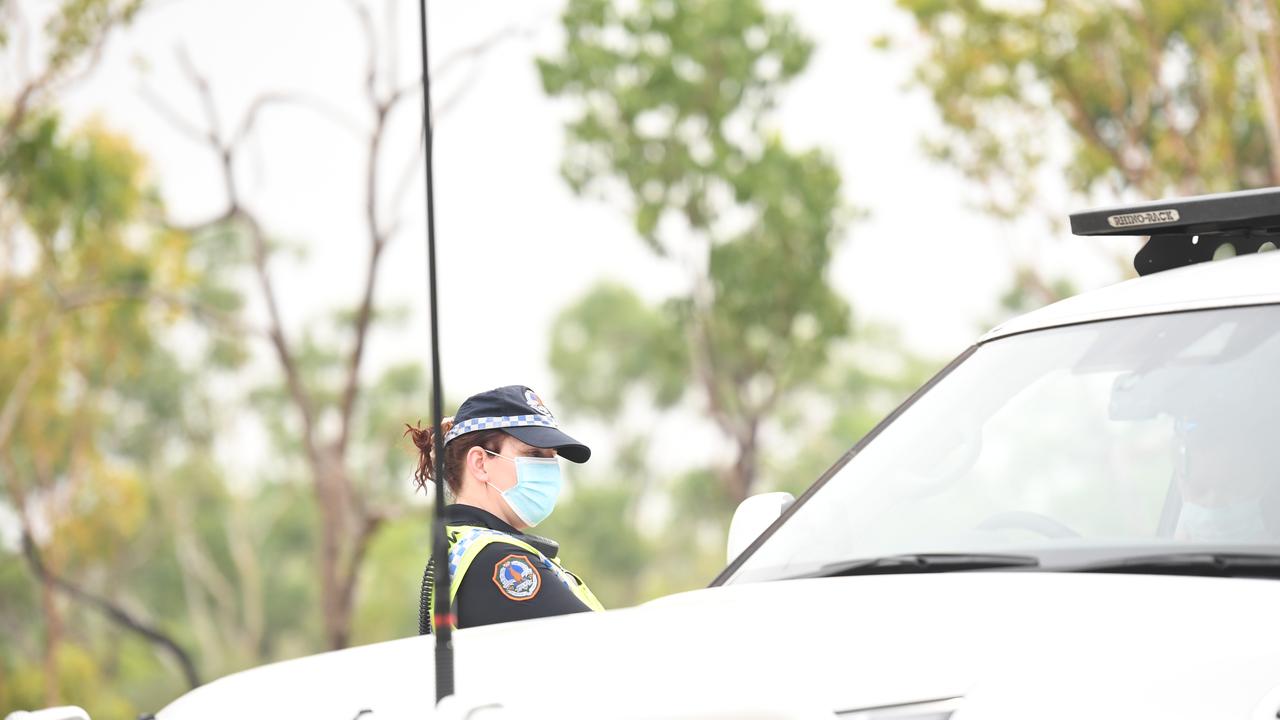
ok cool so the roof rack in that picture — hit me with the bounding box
[1069,187,1280,276]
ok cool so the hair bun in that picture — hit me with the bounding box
[402,418,455,452]
[404,417,462,491]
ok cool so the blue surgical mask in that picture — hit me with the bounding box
[483,449,563,527]
[1176,498,1269,542]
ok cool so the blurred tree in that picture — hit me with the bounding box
[892,0,1280,306]
[146,1,528,649]
[539,0,852,507]
[0,113,223,711]
[0,0,533,715]
[0,1,242,710]
[768,325,940,498]
[0,0,143,152]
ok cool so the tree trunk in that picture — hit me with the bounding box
[726,420,760,507]
[1,457,63,704]
[315,450,364,650]
[317,464,350,649]
[40,559,62,706]
[1244,0,1280,183]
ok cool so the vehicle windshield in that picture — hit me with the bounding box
[727,304,1280,583]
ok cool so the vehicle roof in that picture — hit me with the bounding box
[981,251,1280,342]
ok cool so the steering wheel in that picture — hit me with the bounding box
[976,510,1082,539]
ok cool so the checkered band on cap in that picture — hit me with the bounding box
[444,414,559,443]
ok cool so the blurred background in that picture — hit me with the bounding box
[3,0,1279,715]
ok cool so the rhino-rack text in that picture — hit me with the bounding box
[1107,209,1181,229]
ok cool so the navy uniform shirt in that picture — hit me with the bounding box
[443,504,592,629]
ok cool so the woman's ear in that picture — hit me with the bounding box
[466,445,488,481]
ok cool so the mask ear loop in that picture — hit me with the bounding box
[479,448,514,498]
[481,447,559,467]
[481,447,515,463]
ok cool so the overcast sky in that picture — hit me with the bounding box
[44,0,1124,478]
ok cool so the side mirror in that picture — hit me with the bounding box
[4,707,91,720]
[726,491,795,564]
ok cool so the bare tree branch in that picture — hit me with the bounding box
[161,54,324,462]
[139,1,542,649]
[384,22,538,125]
[55,282,259,338]
[21,531,202,689]
[0,332,47,458]
[140,84,217,145]
[345,0,380,104]
[335,110,393,454]
[386,126,426,238]
[1,73,50,149]
[1055,79,1150,192]
[176,46,226,149]
[385,0,400,91]
[333,19,540,453]
[231,91,367,147]
[333,506,400,645]
[0,451,62,706]
[433,57,488,120]
[236,208,322,451]
[41,9,125,100]
[166,209,237,235]
[432,22,536,83]
[1,0,140,147]
[225,498,265,655]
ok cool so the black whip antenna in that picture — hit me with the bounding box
[417,0,455,704]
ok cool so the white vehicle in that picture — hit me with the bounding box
[15,189,1280,720]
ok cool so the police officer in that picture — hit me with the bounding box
[1172,413,1280,542]
[407,385,604,630]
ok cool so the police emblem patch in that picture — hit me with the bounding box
[493,554,541,601]
[524,388,553,418]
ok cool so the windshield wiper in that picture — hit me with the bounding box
[812,553,1040,578]
[1074,552,1280,579]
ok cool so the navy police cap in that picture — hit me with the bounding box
[444,385,590,463]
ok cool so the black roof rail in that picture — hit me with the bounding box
[1069,187,1280,276]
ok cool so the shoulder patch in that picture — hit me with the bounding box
[492,553,541,601]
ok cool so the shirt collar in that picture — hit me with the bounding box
[443,503,560,558]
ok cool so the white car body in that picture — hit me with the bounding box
[149,251,1280,719]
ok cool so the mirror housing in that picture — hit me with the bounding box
[726,492,795,564]
[4,707,91,720]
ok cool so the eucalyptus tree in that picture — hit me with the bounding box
[893,0,1280,307]
[539,0,852,507]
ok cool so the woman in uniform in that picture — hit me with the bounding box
[406,385,604,631]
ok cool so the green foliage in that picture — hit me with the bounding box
[350,515,430,645]
[0,4,949,716]
[0,102,247,716]
[535,0,933,606]
[540,0,855,505]
[995,269,1080,318]
[1,642,135,720]
[549,282,687,415]
[889,1,1280,316]
[539,0,814,251]
[768,326,942,498]
[894,0,1280,215]
[45,0,144,71]
[0,1,436,715]
[357,363,430,495]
